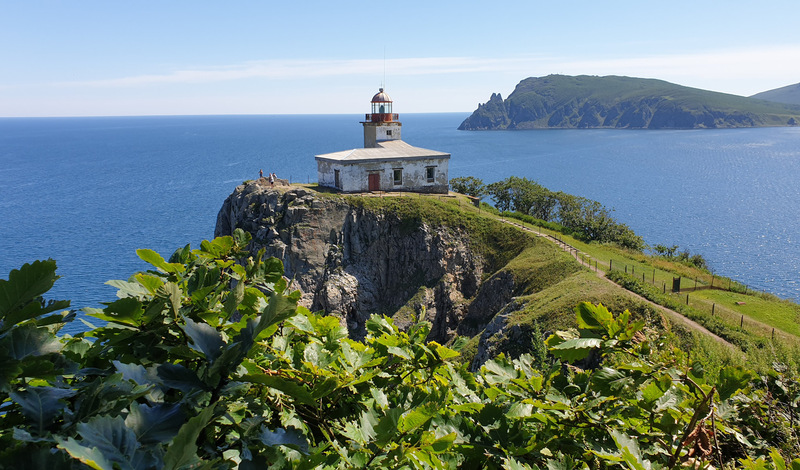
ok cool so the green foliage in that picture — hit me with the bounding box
[2,237,799,468]
[449,176,485,199]
[484,176,645,250]
[652,244,708,270]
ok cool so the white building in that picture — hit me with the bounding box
[316,89,450,194]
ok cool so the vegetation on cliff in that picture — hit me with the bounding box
[3,232,799,468]
[458,75,800,130]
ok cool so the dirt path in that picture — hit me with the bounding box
[501,219,739,351]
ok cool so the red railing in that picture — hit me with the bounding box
[365,113,399,123]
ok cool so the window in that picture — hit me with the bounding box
[426,166,435,182]
[393,168,402,185]
[386,130,392,136]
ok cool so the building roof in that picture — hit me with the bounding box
[315,139,450,164]
[371,88,392,103]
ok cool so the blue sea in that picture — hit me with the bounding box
[1,114,799,334]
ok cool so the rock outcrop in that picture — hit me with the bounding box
[215,181,487,341]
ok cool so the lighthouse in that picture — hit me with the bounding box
[362,88,402,148]
[316,88,450,194]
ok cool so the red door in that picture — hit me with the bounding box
[368,173,380,191]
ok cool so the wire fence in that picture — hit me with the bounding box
[598,257,793,341]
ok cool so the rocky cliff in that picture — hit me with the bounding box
[215,180,658,367]
[215,181,532,342]
[459,75,800,130]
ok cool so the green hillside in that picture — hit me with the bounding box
[459,74,800,129]
[751,81,800,105]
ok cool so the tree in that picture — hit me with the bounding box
[449,176,485,199]
[486,179,512,212]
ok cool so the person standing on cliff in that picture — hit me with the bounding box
[269,172,274,187]
[259,169,263,178]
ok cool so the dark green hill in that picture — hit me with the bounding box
[751,82,800,106]
[459,74,800,130]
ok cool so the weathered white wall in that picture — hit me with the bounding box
[317,159,338,188]
[317,157,449,194]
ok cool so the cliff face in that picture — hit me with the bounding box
[215,181,495,341]
[459,75,800,130]
[215,181,659,369]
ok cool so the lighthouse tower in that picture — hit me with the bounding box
[362,88,401,148]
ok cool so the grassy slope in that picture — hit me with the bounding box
[751,82,800,106]
[502,211,800,372]
[310,188,800,374]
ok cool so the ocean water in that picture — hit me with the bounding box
[1,114,798,334]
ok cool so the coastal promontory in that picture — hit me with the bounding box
[459,74,800,130]
[215,180,665,368]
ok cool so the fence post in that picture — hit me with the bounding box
[652,270,655,283]
[712,303,715,316]
[663,282,666,294]
[686,294,689,305]
[642,273,645,282]
[609,260,613,270]
[625,265,627,274]
[740,315,744,328]
[772,328,775,340]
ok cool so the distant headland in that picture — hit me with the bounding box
[459,74,800,130]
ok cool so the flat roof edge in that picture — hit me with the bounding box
[315,154,451,164]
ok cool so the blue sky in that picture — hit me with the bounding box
[2,1,799,117]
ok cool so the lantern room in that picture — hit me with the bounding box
[362,88,402,148]
[366,88,398,123]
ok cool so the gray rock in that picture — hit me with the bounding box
[215,182,507,343]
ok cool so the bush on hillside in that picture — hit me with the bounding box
[449,176,486,199]
[484,176,645,250]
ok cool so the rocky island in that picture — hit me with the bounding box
[459,74,800,130]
